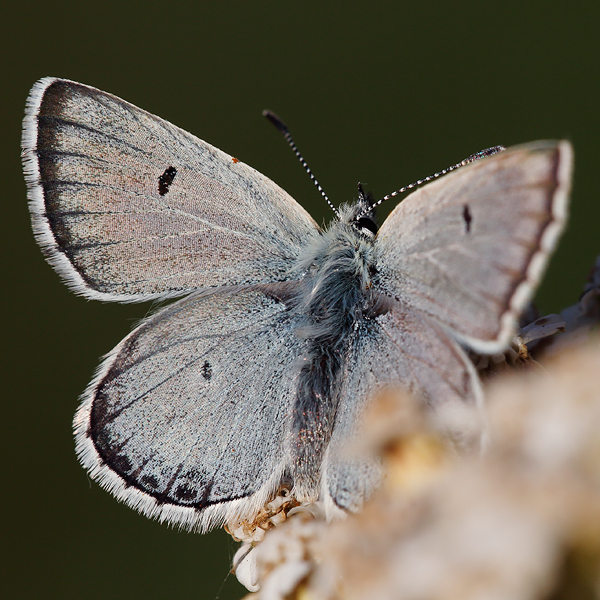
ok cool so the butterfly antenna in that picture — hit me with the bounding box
[357,145,506,219]
[263,110,340,218]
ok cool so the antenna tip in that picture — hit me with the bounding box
[463,145,506,165]
[263,110,289,135]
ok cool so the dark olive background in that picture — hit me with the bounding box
[2,2,599,599]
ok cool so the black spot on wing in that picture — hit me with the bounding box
[202,361,212,380]
[141,474,159,490]
[174,482,198,502]
[158,166,177,195]
[462,204,472,233]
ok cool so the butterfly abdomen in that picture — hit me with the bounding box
[289,201,381,500]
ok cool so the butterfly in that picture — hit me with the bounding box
[22,78,572,532]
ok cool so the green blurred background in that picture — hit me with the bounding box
[2,2,599,599]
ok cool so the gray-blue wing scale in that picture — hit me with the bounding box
[22,78,319,302]
[375,141,572,353]
[324,305,483,513]
[75,285,307,531]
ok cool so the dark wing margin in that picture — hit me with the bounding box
[74,285,306,532]
[375,141,572,354]
[22,78,319,303]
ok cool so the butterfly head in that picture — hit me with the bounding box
[351,184,378,238]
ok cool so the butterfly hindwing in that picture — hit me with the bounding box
[75,285,307,531]
[324,304,483,513]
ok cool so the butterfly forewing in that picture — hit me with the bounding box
[375,141,572,353]
[23,78,319,302]
[75,285,306,531]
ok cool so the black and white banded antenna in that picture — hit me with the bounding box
[263,110,340,218]
[356,145,506,220]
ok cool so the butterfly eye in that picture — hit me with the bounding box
[355,216,379,236]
